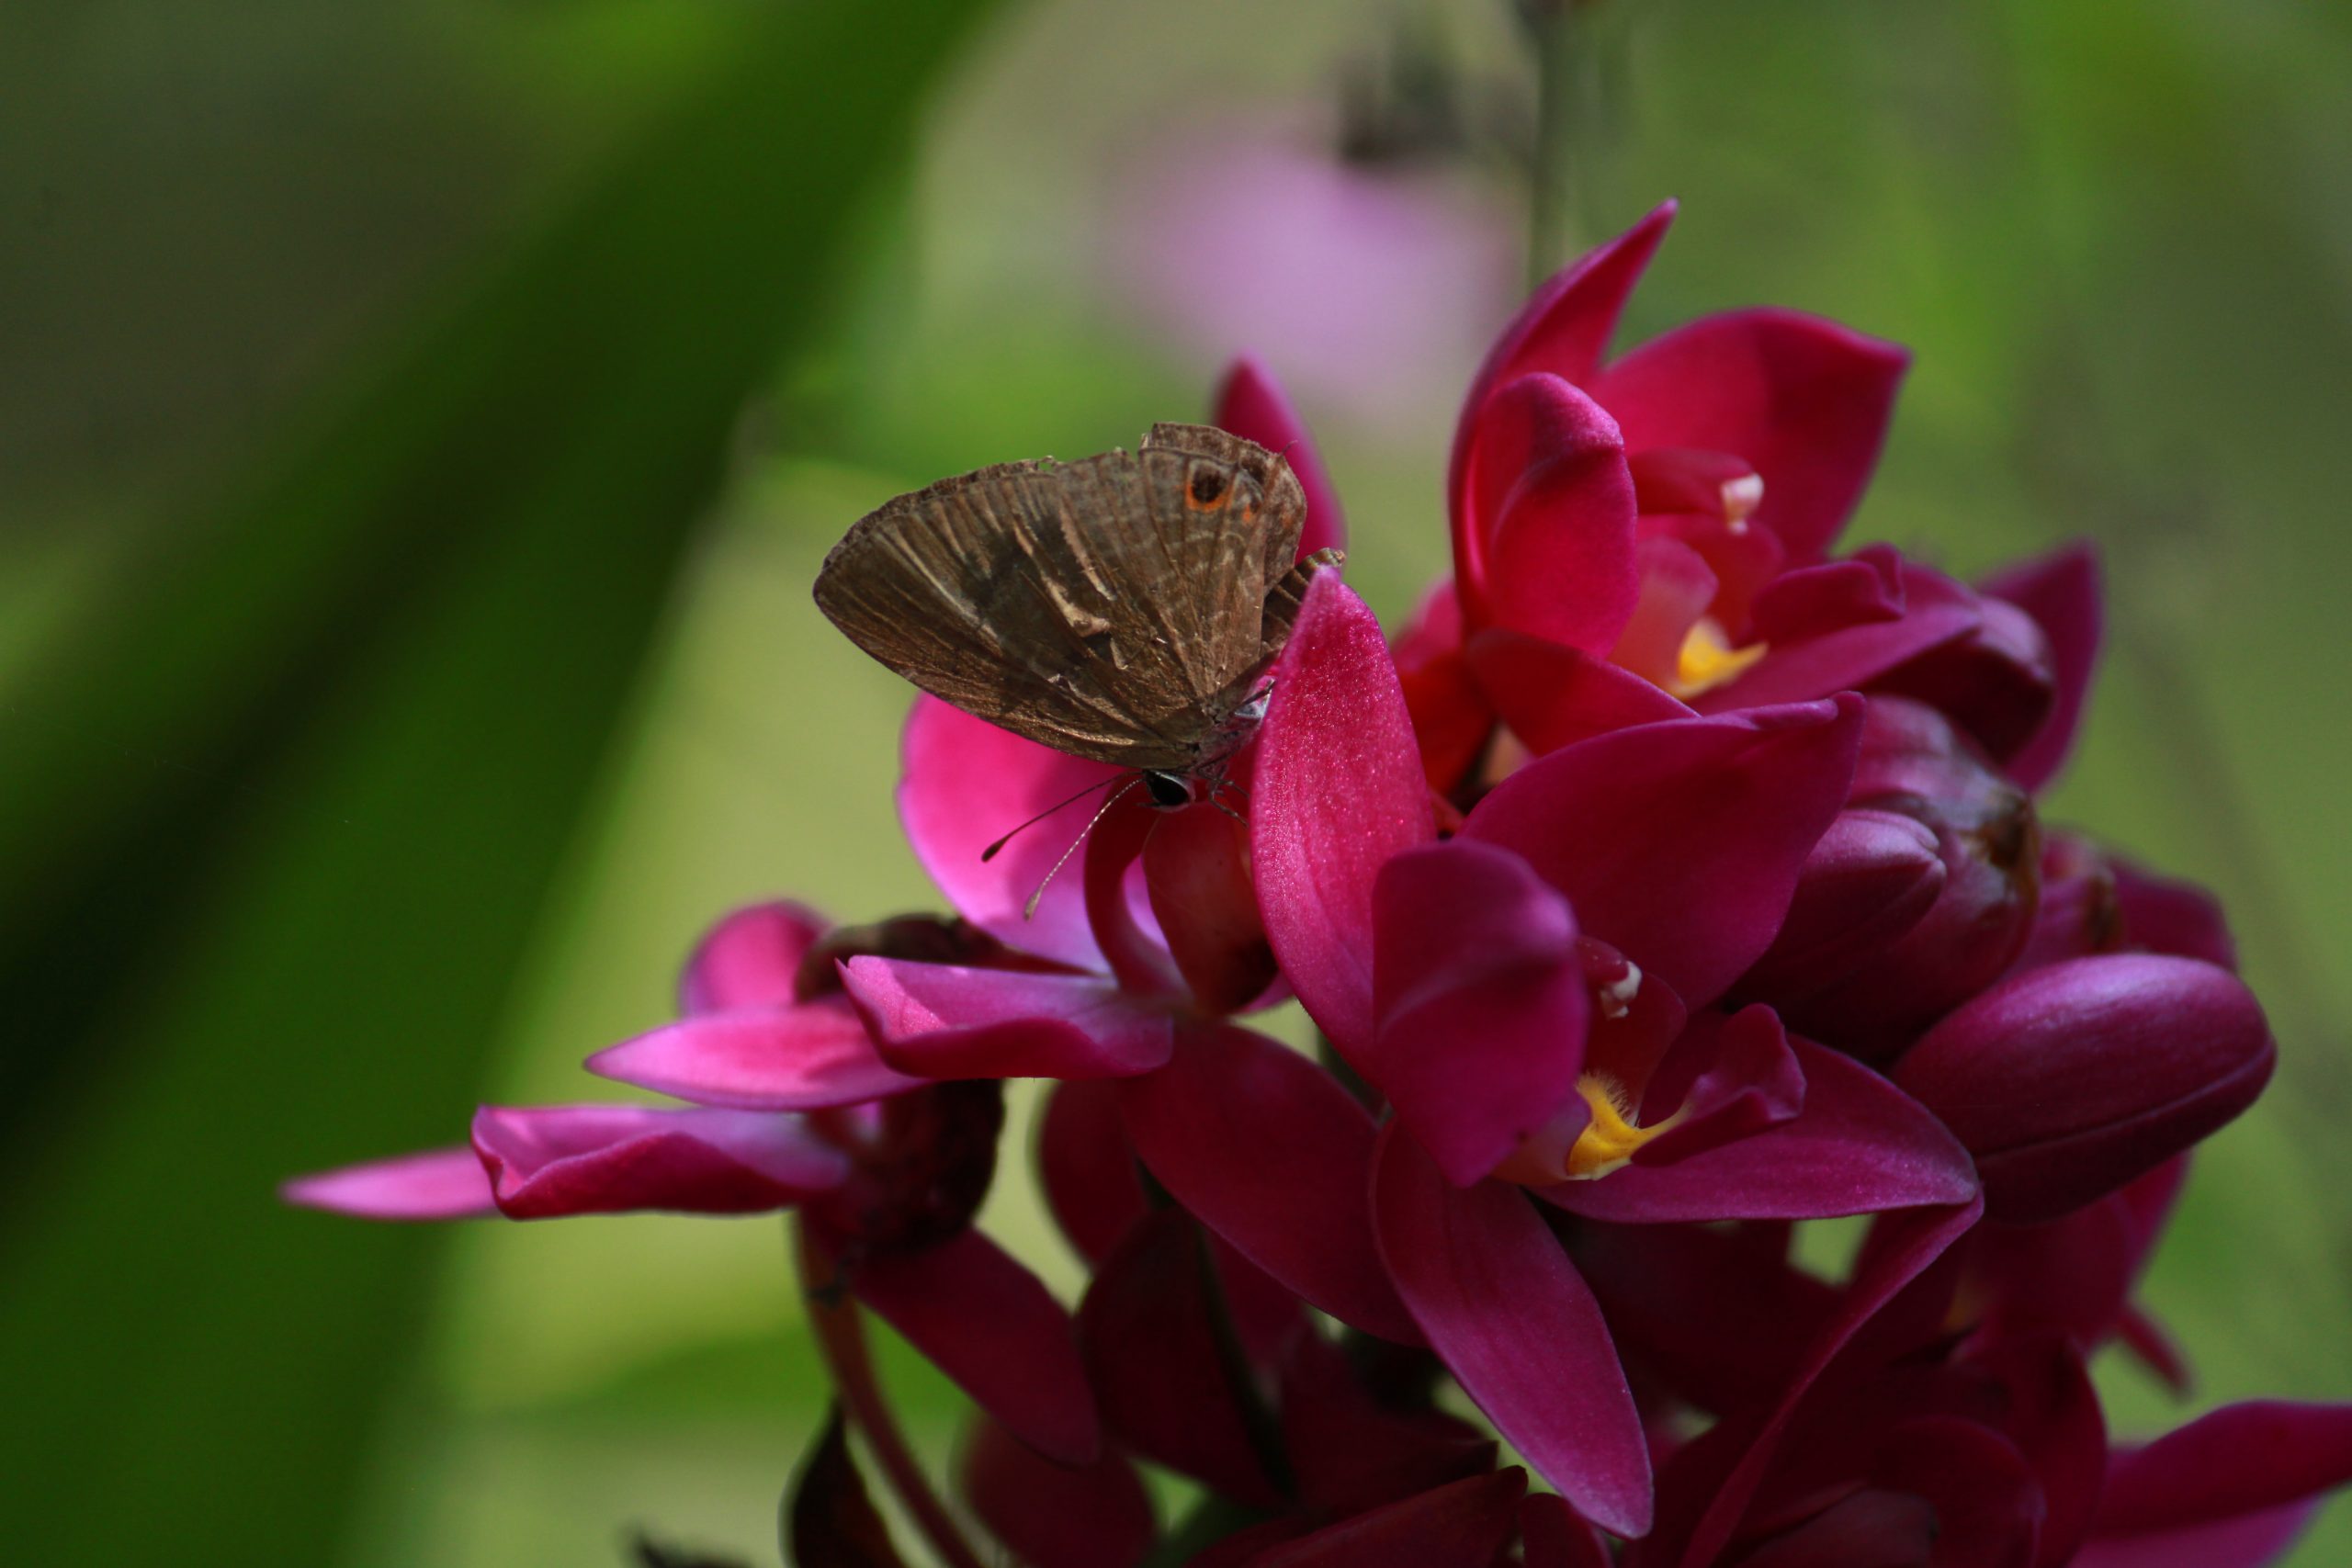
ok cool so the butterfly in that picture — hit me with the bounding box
[815,423,1343,821]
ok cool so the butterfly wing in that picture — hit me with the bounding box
[814,431,1305,769]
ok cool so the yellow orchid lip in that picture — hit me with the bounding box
[1663,616,1768,701]
[1494,1071,1683,1186]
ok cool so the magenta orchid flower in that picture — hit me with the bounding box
[285,899,1099,1467]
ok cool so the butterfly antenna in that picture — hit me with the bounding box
[981,773,1124,863]
[1023,776,1143,920]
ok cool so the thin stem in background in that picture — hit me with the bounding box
[791,1218,988,1568]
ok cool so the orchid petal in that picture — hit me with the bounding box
[1037,1080,1147,1265]
[1372,840,1589,1186]
[1549,1035,1976,1224]
[2074,1403,2352,1568]
[680,900,829,1013]
[1121,1019,1419,1343]
[1589,307,1908,561]
[1281,1331,1498,1519]
[1521,1492,1614,1568]
[842,957,1175,1080]
[1253,573,1434,1061]
[1373,1126,1651,1538]
[1450,202,1676,527]
[281,1145,495,1221]
[586,1002,920,1111]
[1252,1470,1530,1568]
[900,695,1117,970]
[1983,544,2102,794]
[853,1227,1100,1465]
[1465,626,1692,757]
[1216,354,1347,557]
[1462,373,1639,652]
[468,1103,848,1218]
[960,1415,1154,1568]
[1463,697,1865,1008]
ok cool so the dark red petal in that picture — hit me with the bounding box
[1372,1127,1651,1538]
[1982,544,2101,795]
[1216,354,1348,558]
[2093,1403,2352,1538]
[1462,373,1639,652]
[1073,1209,1285,1507]
[1037,1079,1148,1266]
[1462,697,1865,1009]
[960,1415,1155,1568]
[681,900,831,1013]
[1706,563,1980,713]
[841,958,1175,1080]
[1589,307,1909,562]
[1251,1470,1530,1568]
[1373,840,1590,1186]
[1280,1331,1498,1519]
[1521,1492,1614,1568]
[1121,1020,1419,1344]
[852,1227,1100,1466]
[1253,573,1435,1062]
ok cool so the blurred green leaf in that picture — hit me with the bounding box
[0,0,1002,1562]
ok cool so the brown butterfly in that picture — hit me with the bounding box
[815,423,1343,820]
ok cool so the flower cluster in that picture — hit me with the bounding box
[290,203,2351,1568]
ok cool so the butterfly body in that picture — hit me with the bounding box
[816,423,1341,792]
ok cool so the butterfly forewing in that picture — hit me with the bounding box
[814,429,1305,770]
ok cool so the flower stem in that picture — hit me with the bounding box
[1524,0,1622,285]
[792,1218,987,1568]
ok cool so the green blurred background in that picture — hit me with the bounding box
[5,0,2349,1562]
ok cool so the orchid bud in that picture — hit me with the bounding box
[1740,807,1945,998]
[1873,592,2058,764]
[1775,697,2041,1058]
[1894,953,2273,1224]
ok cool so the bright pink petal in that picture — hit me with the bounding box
[679,900,829,1012]
[1141,797,1275,1012]
[1216,354,1347,557]
[281,1145,494,1221]
[1372,1126,1651,1538]
[842,957,1175,1080]
[1372,840,1589,1186]
[1253,573,1434,1061]
[1253,1470,1530,1568]
[585,1001,919,1111]
[852,1226,1100,1465]
[1589,307,1909,561]
[1120,1020,1419,1344]
[1038,1080,1147,1265]
[1984,544,2102,794]
[1450,202,1676,527]
[1548,1036,1976,1224]
[1462,374,1639,652]
[900,695,1117,970]
[1466,627,1692,756]
[1521,1493,1613,1568]
[1462,697,1865,1009]
[960,1415,1155,1568]
[468,1103,848,1218]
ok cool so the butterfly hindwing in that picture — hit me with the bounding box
[814,429,1306,769]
